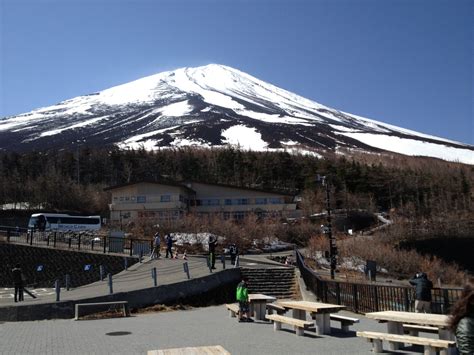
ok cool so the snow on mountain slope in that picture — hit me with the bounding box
[0,64,473,164]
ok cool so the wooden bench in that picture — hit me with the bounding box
[225,303,240,318]
[403,324,439,336]
[74,301,130,320]
[329,314,359,332]
[148,345,230,355]
[357,331,456,355]
[266,303,287,316]
[266,314,313,336]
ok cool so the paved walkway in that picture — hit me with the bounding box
[0,254,284,306]
[0,304,426,355]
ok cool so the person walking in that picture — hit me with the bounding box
[11,264,24,302]
[165,233,174,258]
[208,235,217,269]
[448,277,474,355]
[150,231,161,259]
[236,277,253,322]
[409,272,433,313]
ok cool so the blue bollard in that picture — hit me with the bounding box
[100,265,104,281]
[152,267,157,286]
[183,262,190,279]
[55,279,60,302]
[124,257,128,270]
[221,254,226,269]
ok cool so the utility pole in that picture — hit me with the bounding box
[317,175,337,279]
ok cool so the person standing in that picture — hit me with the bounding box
[448,277,474,355]
[11,264,24,302]
[208,235,217,269]
[150,231,161,259]
[236,277,253,322]
[229,243,238,266]
[409,272,433,313]
[165,234,174,258]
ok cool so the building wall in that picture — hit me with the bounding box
[107,181,297,224]
[109,183,190,224]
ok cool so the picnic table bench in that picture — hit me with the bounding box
[148,345,230,355]
[225,303,239,318]
[357,331,456,355]
[329,314,359,332]
[74,300,130,320]
[266,314,313,336]
[266,303,287,316]
[403,324,439,336]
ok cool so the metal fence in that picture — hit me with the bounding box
[296,249,463,314]
[0,225,152,257]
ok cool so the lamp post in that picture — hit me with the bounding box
[317,175,337,279]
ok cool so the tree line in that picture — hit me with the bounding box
[0,146,472,222]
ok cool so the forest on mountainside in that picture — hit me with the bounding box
[0,146,472,222]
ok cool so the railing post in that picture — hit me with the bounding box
[68,237,72,249]
[404,288,410,312]
[91,239,95,250]
[103,236,107,253]
[129,239,133,257]
[336,283,341,305]
[30,231,34,245]
[53,232,57,247]
[78,235,81,250]
[374,286,379,312]
[352,284,359,313]
[46,234,50,246]
[442,289,450,314]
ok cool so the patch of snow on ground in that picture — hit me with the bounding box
[338,132,474,165]
[236,110,312,125]
[160,100,193,117]
[221,125,268,150]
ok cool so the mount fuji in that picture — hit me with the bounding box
[1,64,473,164]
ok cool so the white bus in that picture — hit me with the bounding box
[28,213,101,233]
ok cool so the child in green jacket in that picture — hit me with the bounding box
[236,278,253,322]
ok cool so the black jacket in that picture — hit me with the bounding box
[409,275,433,302]
[456,312,474,354]
[12,267,23,286]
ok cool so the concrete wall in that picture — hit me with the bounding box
[0,268,241,322]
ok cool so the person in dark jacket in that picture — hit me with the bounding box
[11,264,24,302]
[208,235,217,269]
[165,234,174,258]
[448,277,474,355]
[409,272,433,313]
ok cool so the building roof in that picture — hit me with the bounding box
[104,179,296,197]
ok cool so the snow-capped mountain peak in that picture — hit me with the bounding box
[0,64,473,164]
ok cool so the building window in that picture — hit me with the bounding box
[255,198,267,205]
[269,197,283,204]
[137,196,146,203]
[161,195,171,202]
[224,198,248,205]
[200,199,220,206]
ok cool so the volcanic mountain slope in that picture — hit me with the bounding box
[0,64,473,164]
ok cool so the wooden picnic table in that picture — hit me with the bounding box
[365,311,454,352]
[248,293,276,321]
[277,300,346,335]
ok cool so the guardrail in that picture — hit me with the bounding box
[0,225,152,257]
[295,249,462,314]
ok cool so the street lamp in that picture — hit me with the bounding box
[317,174,337,279]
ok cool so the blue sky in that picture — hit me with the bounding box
[1,0,473,144]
